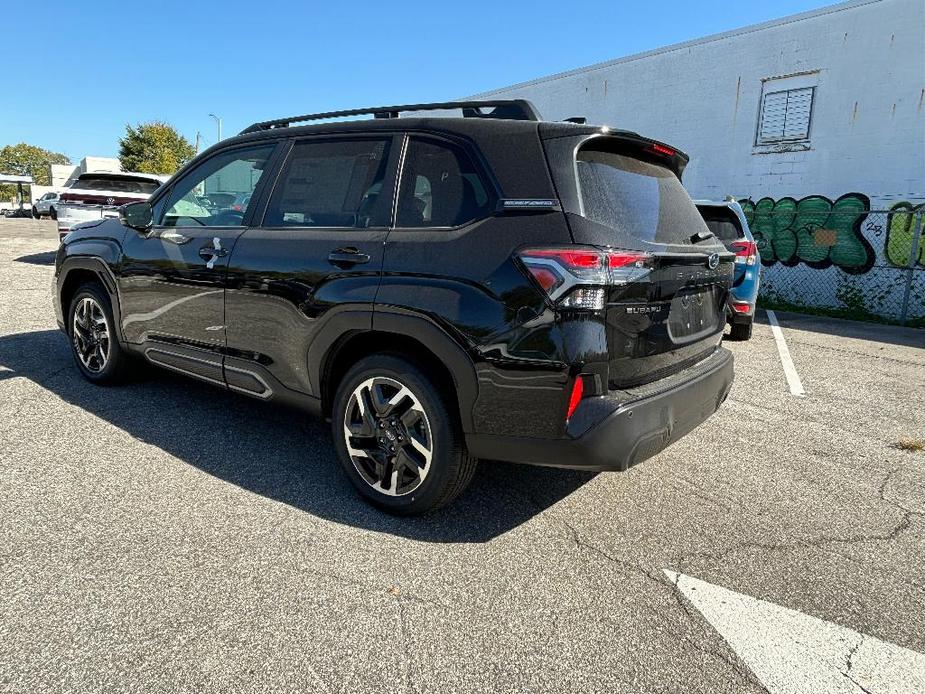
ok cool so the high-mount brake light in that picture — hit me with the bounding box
[649,143,676,157]
[731,240,758,266]
[518,247,651,311]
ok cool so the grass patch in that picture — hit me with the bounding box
[893,437,925,453]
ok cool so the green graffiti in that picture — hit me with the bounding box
[885,201,925,268]
[740,193,875,274]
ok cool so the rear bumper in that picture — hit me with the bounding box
[466,348,734,471]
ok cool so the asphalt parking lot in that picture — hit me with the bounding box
[1,217,923,693]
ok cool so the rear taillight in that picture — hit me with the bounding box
[518,246,651,311]
[731,240,758,266]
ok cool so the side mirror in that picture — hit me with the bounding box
[119,201,153,231]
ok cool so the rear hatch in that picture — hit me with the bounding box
[543,130,734,388]
[59,174,161,210]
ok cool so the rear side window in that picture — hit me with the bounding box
[697,206,744,242]
[264,138,391,228]
[396,138,491,227]
[576,148,708,245]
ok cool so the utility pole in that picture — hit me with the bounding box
[209,114,222,143]
[195,131,201,154]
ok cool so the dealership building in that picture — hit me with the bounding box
[473,0,925,322]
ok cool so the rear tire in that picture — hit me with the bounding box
[331,354,477,515]
[50,207,57,220]
[67,283,132,384]
[729,320,753,341]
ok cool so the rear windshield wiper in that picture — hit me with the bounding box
[690,230,714,243]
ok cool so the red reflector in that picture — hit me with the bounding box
[650,143,676,157]
[566,376,584,420]
[731,302,751,314]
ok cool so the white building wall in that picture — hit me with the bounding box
[473,0,925,209]
[473,0,925,321]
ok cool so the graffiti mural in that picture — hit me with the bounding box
[740,193,875,274]
[885,201,925,268]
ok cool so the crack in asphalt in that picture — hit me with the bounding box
[842,635,874,694]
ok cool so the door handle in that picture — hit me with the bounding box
[328,248,371,266]
[199,237,229,269]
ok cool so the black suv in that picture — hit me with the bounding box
[53,100,734,514]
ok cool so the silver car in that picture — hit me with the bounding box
[32,192,59,219]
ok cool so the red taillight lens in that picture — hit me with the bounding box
[232,204,242,211]
[566,375,584,420]
[731,302,751,314]
[731,240,758,266]
[608,252,649,268]
[518,246,651,310]
[519,248,603,269]
[529,266,560,292]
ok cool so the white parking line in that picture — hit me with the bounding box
[766,309,805,397]
[665,570,925,694]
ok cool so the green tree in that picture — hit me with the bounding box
[118,121,195,175]
[0,143,71,199]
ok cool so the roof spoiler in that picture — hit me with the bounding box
[240,99,542,134]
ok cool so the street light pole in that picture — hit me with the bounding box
[209,113,222,142]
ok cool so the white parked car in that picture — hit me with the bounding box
[57,172,166,237]
[32,192,60,219]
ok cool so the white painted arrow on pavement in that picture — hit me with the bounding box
[664,570,925,694]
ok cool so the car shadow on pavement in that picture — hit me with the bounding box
[13,251,57,266]
[753,309,925,349]
[0,330,594,543]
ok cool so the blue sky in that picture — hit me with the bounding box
[2,0,831,161]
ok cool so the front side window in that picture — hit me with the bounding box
[396,138,491,227]
[161,145,274,227]
[264,138,392,228]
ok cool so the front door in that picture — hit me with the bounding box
[119,143,278,382]
[223,136,399,398]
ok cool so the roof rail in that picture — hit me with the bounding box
[240,99,541,134]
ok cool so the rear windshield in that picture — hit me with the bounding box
[576,148,709,245]
[72,175,160,194]
[697,206,744,242]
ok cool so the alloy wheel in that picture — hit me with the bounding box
[72,297,110,373]
[343,376,434,496]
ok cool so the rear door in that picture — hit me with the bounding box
[223,135,399,398]
[544,134,734,387]
[118,143,278,382]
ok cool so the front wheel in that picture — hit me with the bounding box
[32,206,39,218]
[331,355,477,515]
[67,283,132,384]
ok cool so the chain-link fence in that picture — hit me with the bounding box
[741,204,925,327]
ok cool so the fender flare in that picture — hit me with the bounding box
[57,255,125,342]
[309,307,479,433]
